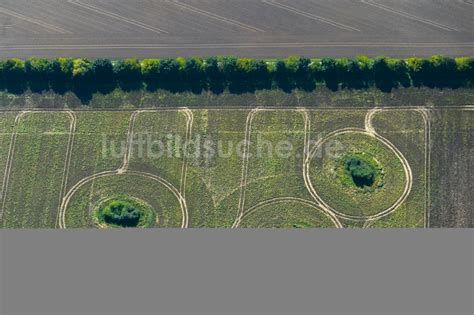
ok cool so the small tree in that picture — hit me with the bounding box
[455,57,474,85]
[321,57,339,89]
[25,58,52,80]
[219,56,238,84]
[72,58,94,83]
[114,58,141,82]
[204,57,221,82]
[3,59,26,82]
[428,55,457,87]
[93,58,114,83]
[183,57,204,83]
[345,158,375,187]
[102,200,141,227]
[406,57,430,87]
[158,58,180,82]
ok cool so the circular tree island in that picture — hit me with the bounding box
[309,132,407,218]
[95,197,156,228]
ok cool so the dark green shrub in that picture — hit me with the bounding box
[3,58,26,82]
[72,58,94,82]
[203,57,221,81]
[427,55,457,87]
[101,200,141,227]
[158,58,180,81]
[345,158,375,188]
[114,58,141,81]
[321,57,339,89]
[25,58,52,79]
[141,58,161,81]
[219,56,238,83]
[455,57,474,85]
[183,57,204,83]
[406,57,430,87]
[93,59,114,83]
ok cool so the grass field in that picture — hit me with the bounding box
[0,107,444,228]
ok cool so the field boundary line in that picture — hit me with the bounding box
[166,0,265,32]
[178,109,193,201]
[67,0,168,34]
[55,111,77,228]
[0,111,29,224]
[262,0,360,32]
[118,111,139,173]
[0,6,72,34]
[0,106,471,113]
[5,42,472,51]
[416,108,431,228]
[361,0,459,32]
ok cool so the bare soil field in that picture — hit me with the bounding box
[0,0,472,58]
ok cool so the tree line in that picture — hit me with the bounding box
[0,56,472,95]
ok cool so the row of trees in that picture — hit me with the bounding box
[0,56,472,94]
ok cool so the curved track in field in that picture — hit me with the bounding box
[303,109,413,221]
[58,109,193,229]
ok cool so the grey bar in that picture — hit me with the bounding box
[0,230,473,315]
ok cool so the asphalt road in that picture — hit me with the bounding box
[0,0,472,58]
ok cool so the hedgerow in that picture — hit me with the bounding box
[0,56,472,94]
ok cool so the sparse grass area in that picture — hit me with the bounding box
[0,108,431,228]
[66,112,131,191]
[0,86,472,109]
[0,112,17,226]
[129,111,189,190]
[239,201,335,228]
[368,110,427,228]
[185,110,248,227]
[244,110,311,209]
[2,112,71,228]
[428,109,472,228]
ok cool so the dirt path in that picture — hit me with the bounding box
[55,111,77,228]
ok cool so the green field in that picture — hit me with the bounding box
[0,108,431,228]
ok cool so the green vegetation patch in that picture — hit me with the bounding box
[339,154,384,190]
[66,112,131,191]
[95,197,155,228]
[367,110,427,228]
[2,112,71,228]
[245,110,311,209]
[309,132,405,218]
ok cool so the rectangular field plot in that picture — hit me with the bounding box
[0,108,431,228]
[243,109,311,208]
[367,109,428,228]
[0,112,18,226]
[2,112,72,228]
[66,111,131,192]
[184,109,249,227]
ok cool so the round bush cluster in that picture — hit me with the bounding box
[100,200,142,227]
[345,157,376,188]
